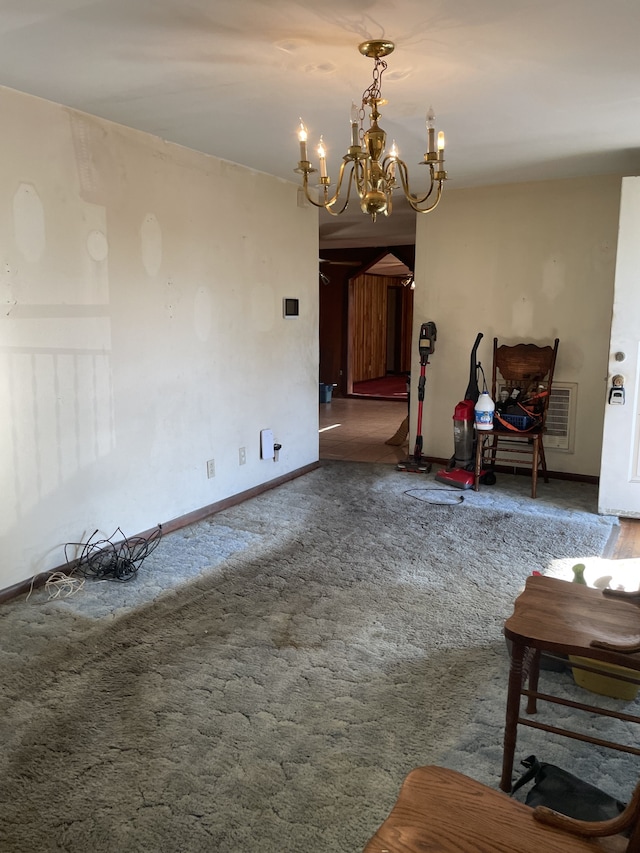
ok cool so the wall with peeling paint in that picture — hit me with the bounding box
[411,177,621,476]
[0,85,319,589]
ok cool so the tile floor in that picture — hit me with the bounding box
[319,397,410,464]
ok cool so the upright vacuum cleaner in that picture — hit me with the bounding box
[435,332,496,489]
[397,321,437,473]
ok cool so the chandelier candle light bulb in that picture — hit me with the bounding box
[317,136,328,179]
[389,140,398,179]
[350,102,360,146]
[427,107,436,155]
[298,120,308,162]
[294,40,448,221]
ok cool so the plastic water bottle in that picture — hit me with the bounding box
[474,391,495,430]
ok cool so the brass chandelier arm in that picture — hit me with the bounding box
[394,158,435,203]
[299,180,327,209]
[394,159,444,213]
[414,182,444,214]
[299,161,358,216]
[322,161,358,216]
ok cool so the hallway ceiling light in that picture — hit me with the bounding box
[295,40,447,222]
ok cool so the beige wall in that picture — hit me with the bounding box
[412,175,621,476]
[0,85,319,589]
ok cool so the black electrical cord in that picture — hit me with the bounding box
[404,488,465,506]
[65,525,162,582]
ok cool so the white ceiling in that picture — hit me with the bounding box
[3,0,640,248]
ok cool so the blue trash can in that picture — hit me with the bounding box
[319,383,333,403]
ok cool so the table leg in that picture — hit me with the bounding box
[500,640,526,792]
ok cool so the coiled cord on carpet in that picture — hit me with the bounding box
[26,571,85,602]
[404,488,465,505]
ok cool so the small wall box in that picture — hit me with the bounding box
[283,298,299,318]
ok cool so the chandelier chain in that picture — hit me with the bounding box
[365,56,387,102]
[358,56,387,141]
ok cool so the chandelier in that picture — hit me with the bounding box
[295,40,447,222]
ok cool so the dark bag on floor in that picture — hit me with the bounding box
[511,755,627,823]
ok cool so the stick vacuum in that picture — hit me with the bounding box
[397,321,437,473]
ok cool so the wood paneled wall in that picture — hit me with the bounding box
[349,274,413,383]
[350,274,390,382]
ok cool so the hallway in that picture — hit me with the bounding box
[319,397,409,464]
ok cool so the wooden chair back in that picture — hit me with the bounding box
[491,337,559,430]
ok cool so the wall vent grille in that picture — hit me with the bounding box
[545,382,577,452]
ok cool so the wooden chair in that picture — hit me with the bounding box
[474,337,559,498]
[363,764,640,852]
[501,575,640,794]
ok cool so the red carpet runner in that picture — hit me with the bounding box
[352,375,408,399]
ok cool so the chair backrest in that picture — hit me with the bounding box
[491,338,559,427]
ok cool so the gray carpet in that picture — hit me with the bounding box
[0,461,633,852]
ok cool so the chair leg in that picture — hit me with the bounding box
[531,437,539,498]
[473,433,484,491]
[475,433,499,492]
[538,438,549,484]
[501,640,526,792]
[526,649,541,714]
[489,434,499,468]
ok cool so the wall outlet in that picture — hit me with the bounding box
[206,458,215,478]
[239,447,246,466]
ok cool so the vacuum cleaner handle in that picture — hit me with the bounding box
[463,332,483,402]
[418,322,437,366]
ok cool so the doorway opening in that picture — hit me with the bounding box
[348,252,414,400]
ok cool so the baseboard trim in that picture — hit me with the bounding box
[0,461,320,606]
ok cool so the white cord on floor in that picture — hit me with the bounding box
[26,571,85,602]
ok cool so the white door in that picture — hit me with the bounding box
[598,175,640,517]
